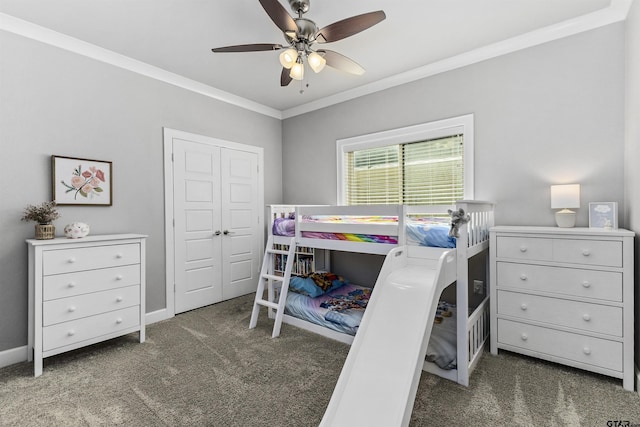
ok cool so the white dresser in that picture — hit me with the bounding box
[27,234,146,376]
[489,226,635,391]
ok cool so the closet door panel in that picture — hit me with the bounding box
[173,139,223,313]
[221,148,260,300]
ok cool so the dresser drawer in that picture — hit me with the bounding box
[496,236,622,267]
[43,306,140,352]
[43,285,140,326]
[552,239,622,267]
[496,236,552,262]
[497,290,622,336]
[43,243,141,275]
[43,265,141,301]
[497,319,622,371]
[496,262,622,302]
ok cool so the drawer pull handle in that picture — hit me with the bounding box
[67,282,76,288]
[68,257,76,264]
[67,330,75,337]
[68,306,76,313]
[583,314,591,321]
[116,253,123,259]
[116,318,123,324]
[519,274,527,281]
[582,281,591,288]
[520,304,527,311]
[582,249,591,257]
[583,347,591,355]
[520,333,528,341]
[115,275,124,281]
[116,296,123,302]
[519,246,528,253]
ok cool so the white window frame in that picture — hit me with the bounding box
[336,114,474,205]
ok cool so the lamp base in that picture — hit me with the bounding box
[555,209,576,228]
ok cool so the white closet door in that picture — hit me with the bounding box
[220,148,260,300]
[173,139,223,313]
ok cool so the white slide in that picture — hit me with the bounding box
[320,245,457,427]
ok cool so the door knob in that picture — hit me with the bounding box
[214,230,221,236]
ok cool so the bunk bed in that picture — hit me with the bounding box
[264,201,494,387]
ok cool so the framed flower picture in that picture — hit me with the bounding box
[52,155,112,206]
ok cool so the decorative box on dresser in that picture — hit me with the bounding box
[27,234,147,377]
[489,226,635,391]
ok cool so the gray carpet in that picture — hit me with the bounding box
[1,294,639,426]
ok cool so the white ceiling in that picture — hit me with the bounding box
[0,0,629,118]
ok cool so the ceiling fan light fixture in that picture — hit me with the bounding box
[279,48,298,69]
[290,60,305,80]
[307,51,326,73]
[212,0,386,87]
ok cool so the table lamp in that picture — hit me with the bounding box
[550,184,580,227]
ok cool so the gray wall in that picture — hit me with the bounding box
[624,1,640,378]
[282,24,625,229]
[0,31,283,352]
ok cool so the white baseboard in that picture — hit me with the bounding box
[0,345,28,369]
[0,309,174,370]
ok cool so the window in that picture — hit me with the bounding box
[337,114,473,205]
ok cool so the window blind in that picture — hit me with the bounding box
[344,134,464,206]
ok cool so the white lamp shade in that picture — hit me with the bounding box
[289,61,304,80]
[550,184,580,209]
[307,51,326,73]
[279,48,298,69]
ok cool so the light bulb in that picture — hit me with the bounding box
[279,48,298,69]
[308,51,326,73]
[290,61,304,80]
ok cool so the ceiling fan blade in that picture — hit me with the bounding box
[318,50,365,75]
[280,67,293,86]
[212,43,283,53]
[315,11,386,43]
[259,0,298,37]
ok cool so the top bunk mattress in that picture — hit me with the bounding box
[273,216,455,248]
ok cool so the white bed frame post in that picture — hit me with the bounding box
[455,202,471,387]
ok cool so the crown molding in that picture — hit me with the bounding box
[0,13,283,120]
[1,0,631,121]
[281,0,632,119]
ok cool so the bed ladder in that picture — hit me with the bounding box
[249,236,297,338]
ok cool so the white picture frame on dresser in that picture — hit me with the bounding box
[588,202,618,229]
[27,234,147,377]
[489,226,635,391]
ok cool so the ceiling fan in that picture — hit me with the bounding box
[211,0,386,87]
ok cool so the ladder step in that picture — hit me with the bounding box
[267,248,289,255]
[261,273,284,282]
[249,235,296,339]
[256,299,279,310]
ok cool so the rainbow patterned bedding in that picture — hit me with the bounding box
[300,231,398,244]
[273,216,455,248]
[284,283,458,370]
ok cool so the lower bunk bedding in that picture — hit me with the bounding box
[284,279,458,370]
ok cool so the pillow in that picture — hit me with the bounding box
[272,217,295,236]
[406,223,456,248]
[288,272,348,298]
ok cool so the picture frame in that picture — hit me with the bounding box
[52,155,112,206]
[588,202,617,229]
